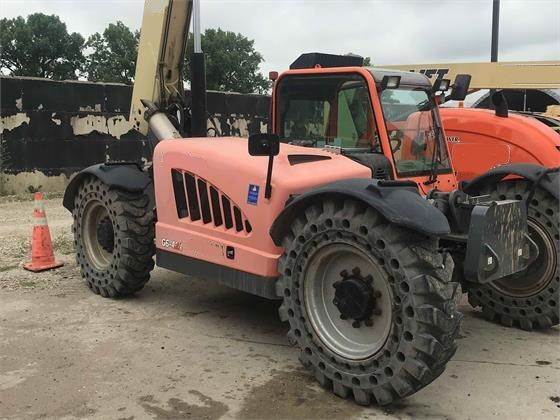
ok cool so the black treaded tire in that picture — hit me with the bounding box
[72,176,155,297]
[276,199,462,406]
[467,180,559,330]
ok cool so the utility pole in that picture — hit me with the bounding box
[489,0,501,106]
[491,0,500,62]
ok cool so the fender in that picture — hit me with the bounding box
[463,163,559,199]
[270,179,450,246]
[63,163,152,211]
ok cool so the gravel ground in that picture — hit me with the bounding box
[0,194,75,292]
[0,196,559,419]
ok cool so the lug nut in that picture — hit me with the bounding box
[364,275,373,284]
[339,269,349,278]
[352,321,361,328]
[365,319,373,327]
[352,267,361,276]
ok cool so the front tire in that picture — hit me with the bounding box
[467,181,559,330]
[277,199,462,405]
[72,177,155,297]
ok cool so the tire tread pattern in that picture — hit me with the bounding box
[276,199,462,405]
[73,177,155,298]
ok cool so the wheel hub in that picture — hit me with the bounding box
[333,268,374,320]
[304,243,392,360]
[96,217,114,253]
[333,267,382,328]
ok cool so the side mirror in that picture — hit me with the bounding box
[448,74,471,101]
[248,133,280,157]
[491,90,509,118]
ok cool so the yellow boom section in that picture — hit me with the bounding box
[130,0,193,136]
[381,61,560,90]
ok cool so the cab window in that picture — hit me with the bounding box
[378,87,451,177]
[277,74,379,150]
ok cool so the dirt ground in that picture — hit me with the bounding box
[0,196,559,419]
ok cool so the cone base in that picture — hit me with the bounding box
[23,261,64,272]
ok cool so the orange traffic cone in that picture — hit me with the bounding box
[23,192,64,272]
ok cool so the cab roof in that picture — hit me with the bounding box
[289,53,432,88]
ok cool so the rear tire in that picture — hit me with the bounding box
[277,199,462,405]
[467,181,559,330]
[72,177,155,297]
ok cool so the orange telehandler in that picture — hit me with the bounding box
[62,0,556,406]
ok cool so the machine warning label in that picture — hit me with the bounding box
[247,184,260,205]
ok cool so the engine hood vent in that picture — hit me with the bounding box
[287,154,332,165]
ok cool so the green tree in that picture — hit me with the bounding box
[84,21,139,84]
[185,29,270,94]
[0,13,84,79]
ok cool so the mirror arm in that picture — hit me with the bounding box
[265,155,274,199]
[247,133,280,199]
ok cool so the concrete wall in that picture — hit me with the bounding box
[0,76,270,195]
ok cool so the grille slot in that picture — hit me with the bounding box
[233,206,243,232]
[171,169,188,218]
[171,170,251,234]
[209,186,223,227]
[197,179,212,224]
[185,173,201,221]
[222,196,233,229]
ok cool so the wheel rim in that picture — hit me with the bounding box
[493,218,557,297]
[303,243,392,360]
[82,200,114,271]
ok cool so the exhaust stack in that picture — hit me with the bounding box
[190,0,207,137]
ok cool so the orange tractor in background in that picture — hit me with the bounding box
[442,106,559,181]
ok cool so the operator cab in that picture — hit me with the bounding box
[273,53,457,189]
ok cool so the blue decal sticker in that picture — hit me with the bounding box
[247,184,260,205]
